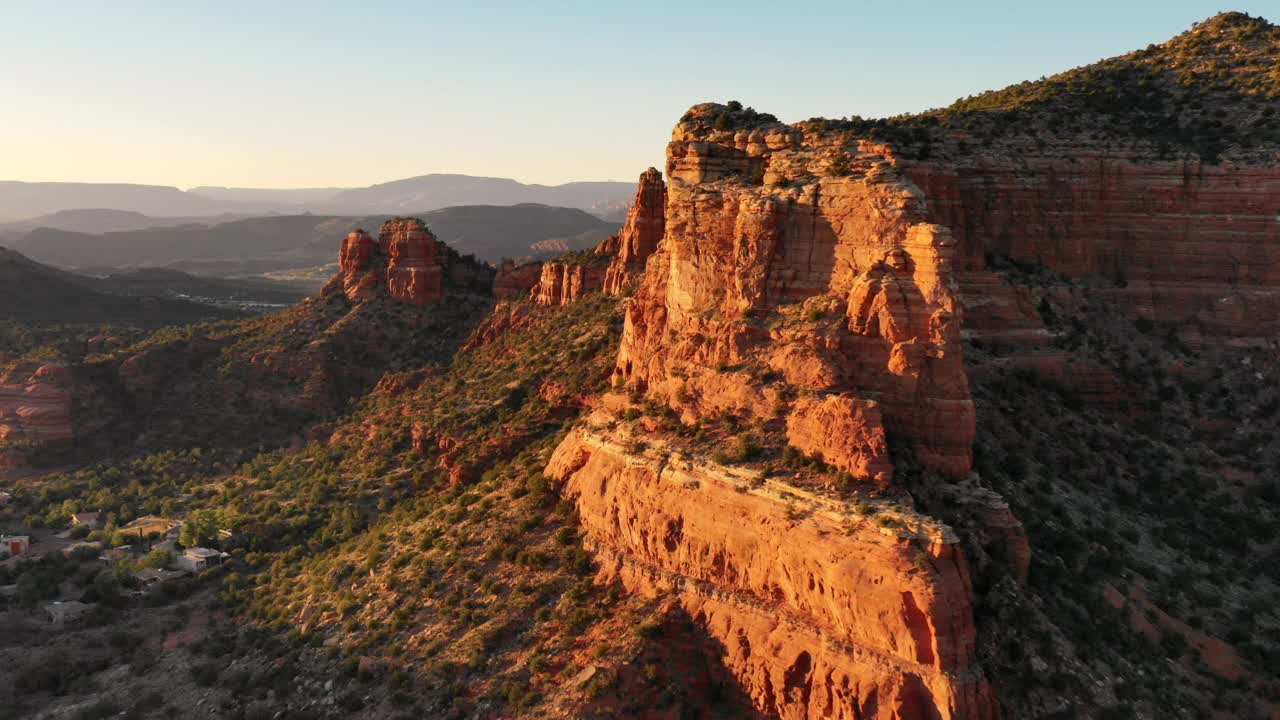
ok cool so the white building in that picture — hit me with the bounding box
[174,547,228,574]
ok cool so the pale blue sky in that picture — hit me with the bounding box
[0,2,1270,188]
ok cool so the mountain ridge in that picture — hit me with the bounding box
[0,174,634,223]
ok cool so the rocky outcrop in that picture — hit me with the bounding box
[614,103,976,478]
[533,261,608,306]
[549,426,999,720]
[603,167,667,295]
[546,103,1016,719]
[0,363,74,456]
[493,259,544,299]
[382,218,445,305]
[526,167,666,306]
[334,218,492,305]
[338,229,382,302]
[786,394,893,483]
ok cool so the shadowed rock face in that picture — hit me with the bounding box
[493,259,543,299]
[0,363,73,450]
[907,157,1280,345]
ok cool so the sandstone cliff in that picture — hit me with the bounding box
[547,103,1016,719]
[908,157,1280,344]
[602,167,667,295]
[532,259,609,306]
[615,103,977,478]
[585,70,1280,715]
[550,425,999,720]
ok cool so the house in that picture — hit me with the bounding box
[98,545,135,565]
[45,601,94,626]
[0,535,30,558]
[72,511,103,529]
[133,568,186,587]
[174,547,228,574]
[123,516,180,540]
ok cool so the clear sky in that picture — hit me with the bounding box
[0,1,1272,189]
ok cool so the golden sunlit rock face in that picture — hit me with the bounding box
[552,85,1280,716]
[338,218,447,305]
[548,103,1009,719]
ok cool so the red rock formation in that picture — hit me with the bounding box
[549,427,999,720]
[907,157,1280,344]
[546,104,1016,720]
[339,229,382,302]
[493,259,544,299]
[0,363,74,453]
[615,103,976,478]
[335,219,450,305]
[380,218,445,305]
[603,167,667,295]
[533,261,608,306]
[786,394,892,483]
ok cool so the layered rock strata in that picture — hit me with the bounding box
[0,363,73,464]
[548,104,1015,719]
[549,426,998,720]
[907,156,1280,343]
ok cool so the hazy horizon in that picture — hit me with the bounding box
[2,1,1273,189]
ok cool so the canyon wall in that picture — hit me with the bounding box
[562,101,1280,717]
[0,363,73,466]
[907,157,1280,343]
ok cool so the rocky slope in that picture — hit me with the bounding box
[1,218,497,467]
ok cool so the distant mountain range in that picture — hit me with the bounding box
[1,203,620,277]
[0,247,253,327]
[0,173,635,222]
